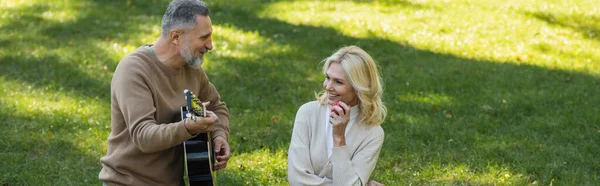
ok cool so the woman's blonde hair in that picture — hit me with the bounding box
[316,46,387,125]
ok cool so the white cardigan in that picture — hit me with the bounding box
[288,101,385,186]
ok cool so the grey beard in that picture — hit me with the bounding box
[181,45,204,69]
[187,58,204,69]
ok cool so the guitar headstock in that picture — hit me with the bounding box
[184,89,207,121]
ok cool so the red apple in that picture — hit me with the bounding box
[331,101,340,115]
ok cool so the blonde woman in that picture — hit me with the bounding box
[288,46,386,186]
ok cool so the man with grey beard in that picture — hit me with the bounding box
[99,0,230,185]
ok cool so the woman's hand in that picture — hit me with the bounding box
[330,101,350,146]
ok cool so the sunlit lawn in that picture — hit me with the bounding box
[1,0,599,185]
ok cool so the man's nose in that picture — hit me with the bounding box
[205,38,213,50]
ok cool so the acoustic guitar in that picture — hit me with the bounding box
[179,89,216,186]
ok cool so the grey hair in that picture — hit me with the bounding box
[161,0,210,38]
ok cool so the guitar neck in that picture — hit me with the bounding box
[181,90,216,185]
[184,89,207,119]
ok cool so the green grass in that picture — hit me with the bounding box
[1,0,599,185]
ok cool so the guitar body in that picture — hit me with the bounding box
[180,89,216,186]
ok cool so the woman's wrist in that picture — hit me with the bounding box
[333,135,346,147]
[332,123,347,132]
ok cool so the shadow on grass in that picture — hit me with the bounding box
[2,0,600,185]
[0,2,151,185]
[207,2,600,185]
[527,11,600,41]
[0,3,120,100]
[349,0,433,10]
[0,104,101,185]
[0,55,110,99]
[41,1,165,42]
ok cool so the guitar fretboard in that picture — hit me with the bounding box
[184,89,206,120]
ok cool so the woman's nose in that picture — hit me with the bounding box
[325,81,333,90]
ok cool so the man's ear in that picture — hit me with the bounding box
[170,29,182,46]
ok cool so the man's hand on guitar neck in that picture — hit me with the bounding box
[213,136,230,170]
[184,110,218,135]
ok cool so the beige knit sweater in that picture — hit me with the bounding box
[99,46,229,185]
[288,101,384,186]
